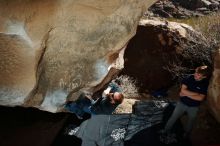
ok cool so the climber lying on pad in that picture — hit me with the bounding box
[64,80,124,119]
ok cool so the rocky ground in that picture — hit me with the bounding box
[148,0,220,19]
[191,103,220,146]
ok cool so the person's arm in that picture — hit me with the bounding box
[180,84,206,101]
[188,94,206,101]
[83,92,99,105]
[180,84,199,96]
[103,87,112,96]
[92,86,112,106]
[102,81,120,97]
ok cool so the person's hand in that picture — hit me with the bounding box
[179,92,186,96]
[103,87,111,95]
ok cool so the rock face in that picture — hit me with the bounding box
[0,1,213,113]
[0,0,157,112]
[208,49,220,122]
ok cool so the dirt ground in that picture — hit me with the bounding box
[191,103,220,146]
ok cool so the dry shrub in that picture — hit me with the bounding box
[171,12,220,47]
[194,12,220,48]
[114,75,139,98]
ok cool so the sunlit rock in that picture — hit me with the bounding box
[0,0,156,112]
[208,49,220,122]
[0,33,35,105]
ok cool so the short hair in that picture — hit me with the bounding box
[113,92,124,104]
[196,65,210,77]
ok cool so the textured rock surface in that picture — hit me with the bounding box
[0,0,156,112]
[208,49,220,122]
[148,0,220,18]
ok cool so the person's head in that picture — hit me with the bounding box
[194,65,210,81]
[109,92,124,105]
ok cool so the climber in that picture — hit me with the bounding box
[64,79,124,119]
[160,65,210,141]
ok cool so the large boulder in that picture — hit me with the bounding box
[208,49,220,122]
[0,0,157,112]
[121,19,212,92]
